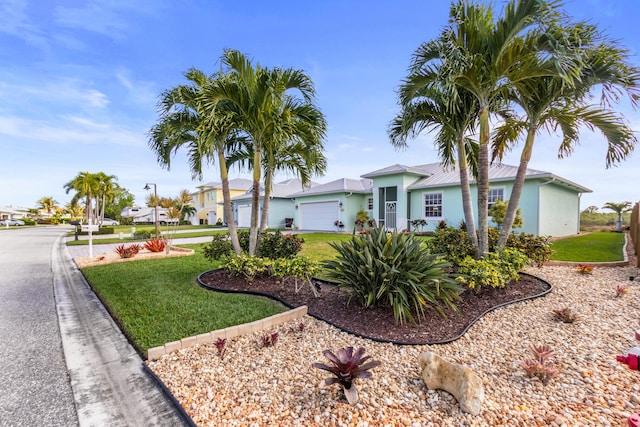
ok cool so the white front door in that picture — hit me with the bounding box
[299,201,339,231]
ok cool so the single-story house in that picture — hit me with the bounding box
[120,206,179,224]
[359,163,591,236]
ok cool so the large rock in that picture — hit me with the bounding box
[418,351,484,415]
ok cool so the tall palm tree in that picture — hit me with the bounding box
[95,172,118,225]
[492,23,640,247]
[403,0,567,255]
[64,172,99,223]
[148,68,245,255]
[204,50,326,255]
[390,82,480,252]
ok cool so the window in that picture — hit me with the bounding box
[424,192,443,218]
[367,197,373,211]
[488,188,504,210]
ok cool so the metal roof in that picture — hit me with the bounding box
[288,178,373,197]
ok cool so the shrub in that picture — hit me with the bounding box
[224,255,270,282]
[456,248,529,292]
[501,232,552,267]
[144,238,166,253]
[258,231,304,259]
[203,234,233,261]
[133,230,153,240]
[427,226,475,265]
[271,256,320,296]
[323,227,461,325]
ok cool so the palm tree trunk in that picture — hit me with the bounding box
[218,151,242,255]
[259,170,273,233]
[249,148,261,256]
[477,106,490,257]
[456,137,479,256]
[497,128,535,247]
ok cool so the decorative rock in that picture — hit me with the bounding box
[418,351,484,415]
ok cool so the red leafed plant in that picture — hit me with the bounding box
[260,332,279,348]
[551,307,577,323]
[520,344,558,385]
[144,238,166,253]
[615,285,628,298]
[576,264,594,275]
[214,337,227,360]
[312,346,381,405]
[115,244,141,259]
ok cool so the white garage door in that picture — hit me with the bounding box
[237,205,251,228]
[299,201,339,231]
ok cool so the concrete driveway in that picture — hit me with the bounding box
[0,226,189,426]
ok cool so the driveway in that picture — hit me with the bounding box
[0,226,188,426]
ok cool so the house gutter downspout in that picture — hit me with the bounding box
[537,177,556,236]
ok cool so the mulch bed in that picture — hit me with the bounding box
[198,269,551,345]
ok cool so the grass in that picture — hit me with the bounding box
[549,232,626,262]
[80,230,627,355]
[81,244,285,354]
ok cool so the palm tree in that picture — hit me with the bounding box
[407,0,567,255]
[603,201,632,232]
[493,23,640,247]
[37,196,58,217]
[64,172,99,223]
[176,189,197,223]
[203,50,326,255]
[95,172,118,225]
[390,81,480,253]
[148,67,245,255]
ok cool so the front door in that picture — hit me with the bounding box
[385,201,397,230]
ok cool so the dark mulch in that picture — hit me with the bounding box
[198,269,551,345]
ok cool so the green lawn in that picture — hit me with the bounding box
[81,230,626,356]
[549,232,626,262]
[81,244,285,355]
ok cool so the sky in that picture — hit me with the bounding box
[0,0,638,212]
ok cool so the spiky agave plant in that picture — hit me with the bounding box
[312,346,381,405]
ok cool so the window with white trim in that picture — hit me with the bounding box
[367,197,373,211]
[424,192,443,218]
[488,187,504,210]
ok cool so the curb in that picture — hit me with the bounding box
[147,305,308,361]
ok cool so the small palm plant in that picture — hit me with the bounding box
[312,346,381,405]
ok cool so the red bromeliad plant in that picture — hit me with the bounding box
[114,244,141,259]
[576,264,594,275]
[144,238,166,253]
[312,346,381,405]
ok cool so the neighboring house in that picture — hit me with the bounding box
[288,178,373,231]
[0,206,27,220]
[231,179,319,229]
[189,178,253,225]
[120,206,179,224]
[361,163,591,236]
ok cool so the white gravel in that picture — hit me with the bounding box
[148,264,640,426]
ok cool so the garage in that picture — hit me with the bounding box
[237,205,252,228]
[299,201,339,231]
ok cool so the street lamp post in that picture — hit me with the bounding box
[144,183,159,239]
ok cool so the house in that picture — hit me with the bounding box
[189,178,253,225]
[288,178,373,231]
[231,178,319,229]
[360,163,591,236]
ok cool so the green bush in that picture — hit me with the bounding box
[258,231,304,259]
[271,256,320,296]
[504,232,552,267]
[323,227,461,325]
[224,255,270,282]
[456,248,530,292]
[427,226,475,265]
[133,230,153,240]
[203,234,233,261]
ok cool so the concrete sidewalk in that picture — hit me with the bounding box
[54,233,191,426]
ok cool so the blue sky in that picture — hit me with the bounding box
[1,0,638,211]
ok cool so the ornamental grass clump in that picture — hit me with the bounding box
[323,227,461,325]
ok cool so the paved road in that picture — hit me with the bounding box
[0,226,189,427]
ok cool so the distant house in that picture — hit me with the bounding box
[189,178,253,225]
[120,206,179,224]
